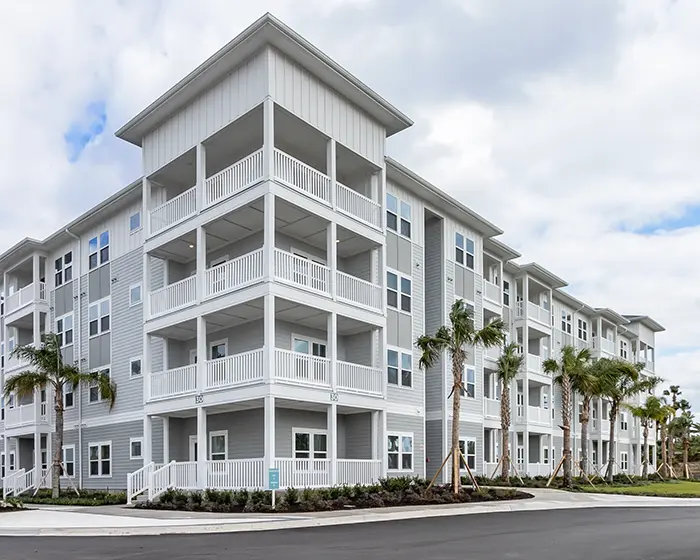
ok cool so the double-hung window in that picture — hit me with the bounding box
[56,314,74,347]
[387,271,411,312]
[88,442,111,477]
[459,439,476,470]
[387,349,412,388]
[129,212,141,233]
[62,446,75,477]
[64,383,74,408]
[89,368,110,403]
[503,280,510,306]
[620,340,628,360]
[89,231,109,270]
[461,366,476,398]
[293,429,328,460]
[455,232,475,269]
[620,413,628,431]
[387,433,413,471]
[620,452,628,471]
[55,252,73,286]
[209,431,228,461]
[89,298,110,337]
[130,438,143,460]
[386,193,412,238]
[577,319,588,341]
[561,311,572,334]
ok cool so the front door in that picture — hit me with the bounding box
[189,436,198,462]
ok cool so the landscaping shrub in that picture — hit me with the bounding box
[18,489,127,506]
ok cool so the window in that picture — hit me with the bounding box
[620,413,628,431]
[210,340,228,360]
[577,318,588,341]
[129,212,141,233]
[387,271,411,312]
[543,447,550,465]
[387,433,413,471]
[88,442,111,477]
[292,337,326,357]
[56,314,74,347]
[89,368,110,403]
[455,232,475,269]
[208,431,228,460]
[55,252,73,286]
[620,340,628,360]
[293,429,327,459]
[89,298,110,336]
[128,438,143,460]
[1,453,4,478]
[64,383,74,408]
[60,446,74,477]
[561,311,572,334]
[129,284,142,306]
[386,193,411,238]
[130,357,142,378]
[88,231,109,270]
[461,366,476,398]
[9,451,15,471]
[387,349,412,388]
[620,451,628,471]
[503,281,510,306]
[459,439,476,470]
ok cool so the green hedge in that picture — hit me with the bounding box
[18,490,127,506]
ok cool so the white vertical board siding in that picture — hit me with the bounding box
[268,48,385,166]
[444,215,482,277]
[143,51,268,175]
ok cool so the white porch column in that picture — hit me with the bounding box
[263,193,275,280]
[263,294,275,384]
[327,222,337,298]
[196,316,207,392]
[196,406,208,489]
[195,142,206,211]
[143,415,153,466]
[263,97,275,180]
[143,251,151,321]
[380,409,388,477]
[328,403,337,486]
[143,332,151,404]
[327,312,337,391]
[162,416,170,464]
[196,226,206,303]
[263,395,276,478]
[32,253,41,302]
[142,177,152,236]
[33,432,41,475]
[370,411,379,460]
[327,139,336,208]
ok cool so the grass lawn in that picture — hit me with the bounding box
[580,480,700,498]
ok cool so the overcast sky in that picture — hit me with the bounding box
[1,0,697,405]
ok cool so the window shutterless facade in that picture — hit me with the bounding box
[56,313,74,347]
[386,193,411,238]
[577,318,588,341]
[503,280,510,306]
[387,348,412,388]
[209,431,228,460]
[461,366,476,398]
[387,433,413,471]
[455,232,475,270]
[620,340,628,360]
[129,284,142,306]
[293,429,327,459]
[130,357,142,378]
[130,438,143,460]
[387,271,411,312]
[88,442,111,477]
[64,383,74,408]
[88,231,109,270]
[561,310,572,334]
[55,251,73,287]
[129,212,141,233]
[89,298,110,337]
[89,368,110,403]
[62,446,75,477]
[459,439,476,470]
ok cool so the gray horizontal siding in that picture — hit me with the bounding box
[386,413,424,478]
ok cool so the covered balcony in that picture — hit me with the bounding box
[482,252,503,308]
[4,255,47,320]
[514,275,552,332]
[483,365,501,421]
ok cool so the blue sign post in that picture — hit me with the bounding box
[268,467,280,509]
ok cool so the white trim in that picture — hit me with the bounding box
[88,365,111,404]
[387,346,413,389]
[61,445,76,478]
[290,247,326,265]
[129,283,143,306]
[189,435,198,461]
[209,430,228,460]
[88,441,112,478]
[292,427,328,459]
[88,296,111,338]
[209,338,228,360]
[210,255,229,267]
[129,211,142,234]
[385,192,412,240]
[129,356,143,378]
[387,431,414,472]
[63,382,75,409]
[8,450,15,471]
[459,437,477,472]
[88,230,110,271]
[386,267,412,315]
[0,452,4,479]
[129,437,144,460]
[291,333,327,356]
[55,312,75,348]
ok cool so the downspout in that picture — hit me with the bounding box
[65,228,82,489]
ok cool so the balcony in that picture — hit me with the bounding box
[527,463,552,477]
[5,283,46,315]
[204,149,264,208]
[5,403,49,429]
[206,349,265,390]
[150,365,198,400]
[483,280,501,305]
[527,302,551,325]
[528,406,551,426]
[204,250,264,300]
[336,271,382,312]
[527,354,547,374]
[594,337,615,355]
[484,397,501,419]
[149,276,197,319]
[485,346,501,361]
[274,249,331,296]
[337,361,383,396]
[601,419,611,435]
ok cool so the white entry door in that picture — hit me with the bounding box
[189,435,198,462]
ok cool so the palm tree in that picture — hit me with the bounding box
[628,395,666,478]
[4,333,116,498]
[543,345,591,488]
[495,342,525,482]
[655,397,675,477]
[663,385,682,471]
[417,299,505,493]
[669,402,693,478]
[595,358,660,482]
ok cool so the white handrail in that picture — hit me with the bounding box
[206,349,264,390]
[149,275,196,318]
[204,149,264,207]
[335,182,381,228]
[206,459,265,489]
[274,249,330,295]
[273,149,331,204]
[127,462,154,504]
[337,361,383,396]
[336,271,382,311]
[204,249,264,299]
[150,365,197,400]
[274,349,330,388]
[150,186,197,234]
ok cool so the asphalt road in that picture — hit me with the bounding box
[1,507,699,560]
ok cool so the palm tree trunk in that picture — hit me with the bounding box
[642,423,649,479]
[500,381,511,482]
[451,351,464,494]
[561,373,573,487]
[52,384,64,499]
[683,437,689,479]
[605,404,618,482]
[667,433,674,475]
[580,396,590,475]
[660,423,668,477]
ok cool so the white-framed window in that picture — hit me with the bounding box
[459,438,476,470]
[620,413,628,431]
[461,365,476,398]
[503,280,510,307]
[88,231,109,270]
[1,452,4,478]
[592,406,597,428]
[129,438,143,460]
[129,284,142,306]
[56,313,74,347]
[293,428,328,459]
[387,270,411,313]
[209,430,228,460]
[130,357,142,378]
[89,368,110,403]
[55,251,73,287]
[292,335,326,358]
[64,383,74,408]
[88,298,110,337]
[88,441,111,477]
[620,451,628,471]
[210,339,228,360]
[386,193,411,238]
[455,232,475,270]
[561,310,572,334]
[9,451,15,471]
[620,340,628,360]
[129,212,142,233]
[543,446,550,465]
[387,348,412,388]
[577,318,588,341]
[387,433,413,471]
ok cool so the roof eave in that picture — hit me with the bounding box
[484,237,521,262]
[519,262,568,289]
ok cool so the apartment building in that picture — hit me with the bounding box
[0,13,663,499]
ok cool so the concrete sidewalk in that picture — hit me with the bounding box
[1,488,700,537]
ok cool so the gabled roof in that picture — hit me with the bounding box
[116,13,413,146]
[623,315,666,333]
[484,237,521,262]
[553,289,595,315]
[518,262,568,289]
[385,157,503,238]
[595,307,630,326]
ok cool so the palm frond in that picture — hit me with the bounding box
[472,318,506,349]
[4,371,50,398]
[496,342,525,384]
[72,370,117,410]
[416,328,451,370]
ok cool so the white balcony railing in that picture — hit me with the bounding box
[274,349,330,388]
[150,186,197,235]
[483,280,501,305]
[204,249,264,299]
[5,282,46,314]
[149,276,197,318]
[127,462,155,504]
[274,249,330,296]
[484,398,501,419]
[483,462,500,478]
[204,149,264,208]
[205,349,264,390]
[206,459,265,490]
[527,354,545,374]
[275,458,330,488]
[337,459,381,486]
[527,463,552,477]
[335,182,381,229]
[273,149,331,205]
[337,361,383,396]
[336,271,382,312]
[5,404,42,428]
[595,337,615,355]
[150,365,197,400]
[485,346,501,361]
[4,355,30,375]
[527,301,551,325]
[149,461,198,501]
[528,406,551,425]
